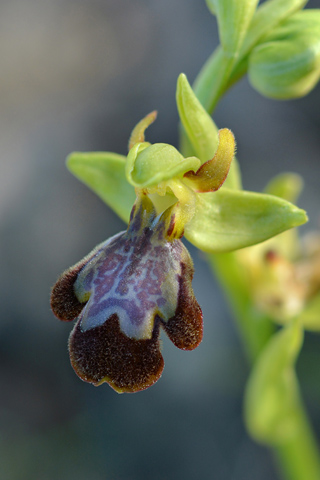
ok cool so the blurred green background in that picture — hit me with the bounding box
[0,0,320,479]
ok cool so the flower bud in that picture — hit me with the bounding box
[248,10,320,99]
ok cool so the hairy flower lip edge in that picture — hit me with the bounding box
[50,199,203,393]
[69,313,165,393]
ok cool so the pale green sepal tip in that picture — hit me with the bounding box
[67,152,135,223]
[126,142,201,188]
[176,73,219,163]
[244,320,303,444]
[184,188,308,253]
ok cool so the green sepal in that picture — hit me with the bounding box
[244,320,303,444]
[67,152,135,223]
[128,111,157,151]
[176,73,219,163]
[248,10,320,99]
[205,0,259,57]
[125,142,200,189]
[263,172,304,259]
[184,188,308,253]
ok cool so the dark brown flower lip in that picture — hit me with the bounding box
[69,314,164,393]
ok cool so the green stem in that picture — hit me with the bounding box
[208,252,274,361]
[193,46,235,115]
[275,406,320,480]
[208,252,320,480]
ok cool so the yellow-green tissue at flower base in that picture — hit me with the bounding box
[248,10,320,99]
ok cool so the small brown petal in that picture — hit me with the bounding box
[69,314,164,393]
[51,263,86,321]
[163,261,203,350]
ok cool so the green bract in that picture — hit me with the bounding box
[67,74,307,254]
[248,10,320,99]
[244,319,304,444]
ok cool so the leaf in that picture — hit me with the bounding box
[244,320,303,444]
[67,152,135,223]
[184,188,308,253]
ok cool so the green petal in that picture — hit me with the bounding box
[244,320,303,444]
[184,188,308,253]
[67,152,135,223]
[125,142,200,189]
[248,10,320,99]
[184,128,235,193]
[176,73,219,163]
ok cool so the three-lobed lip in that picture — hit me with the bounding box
[51,195,203,393]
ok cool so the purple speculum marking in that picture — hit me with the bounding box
[74,199,184,340]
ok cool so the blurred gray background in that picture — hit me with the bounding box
[0,1,320,479]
